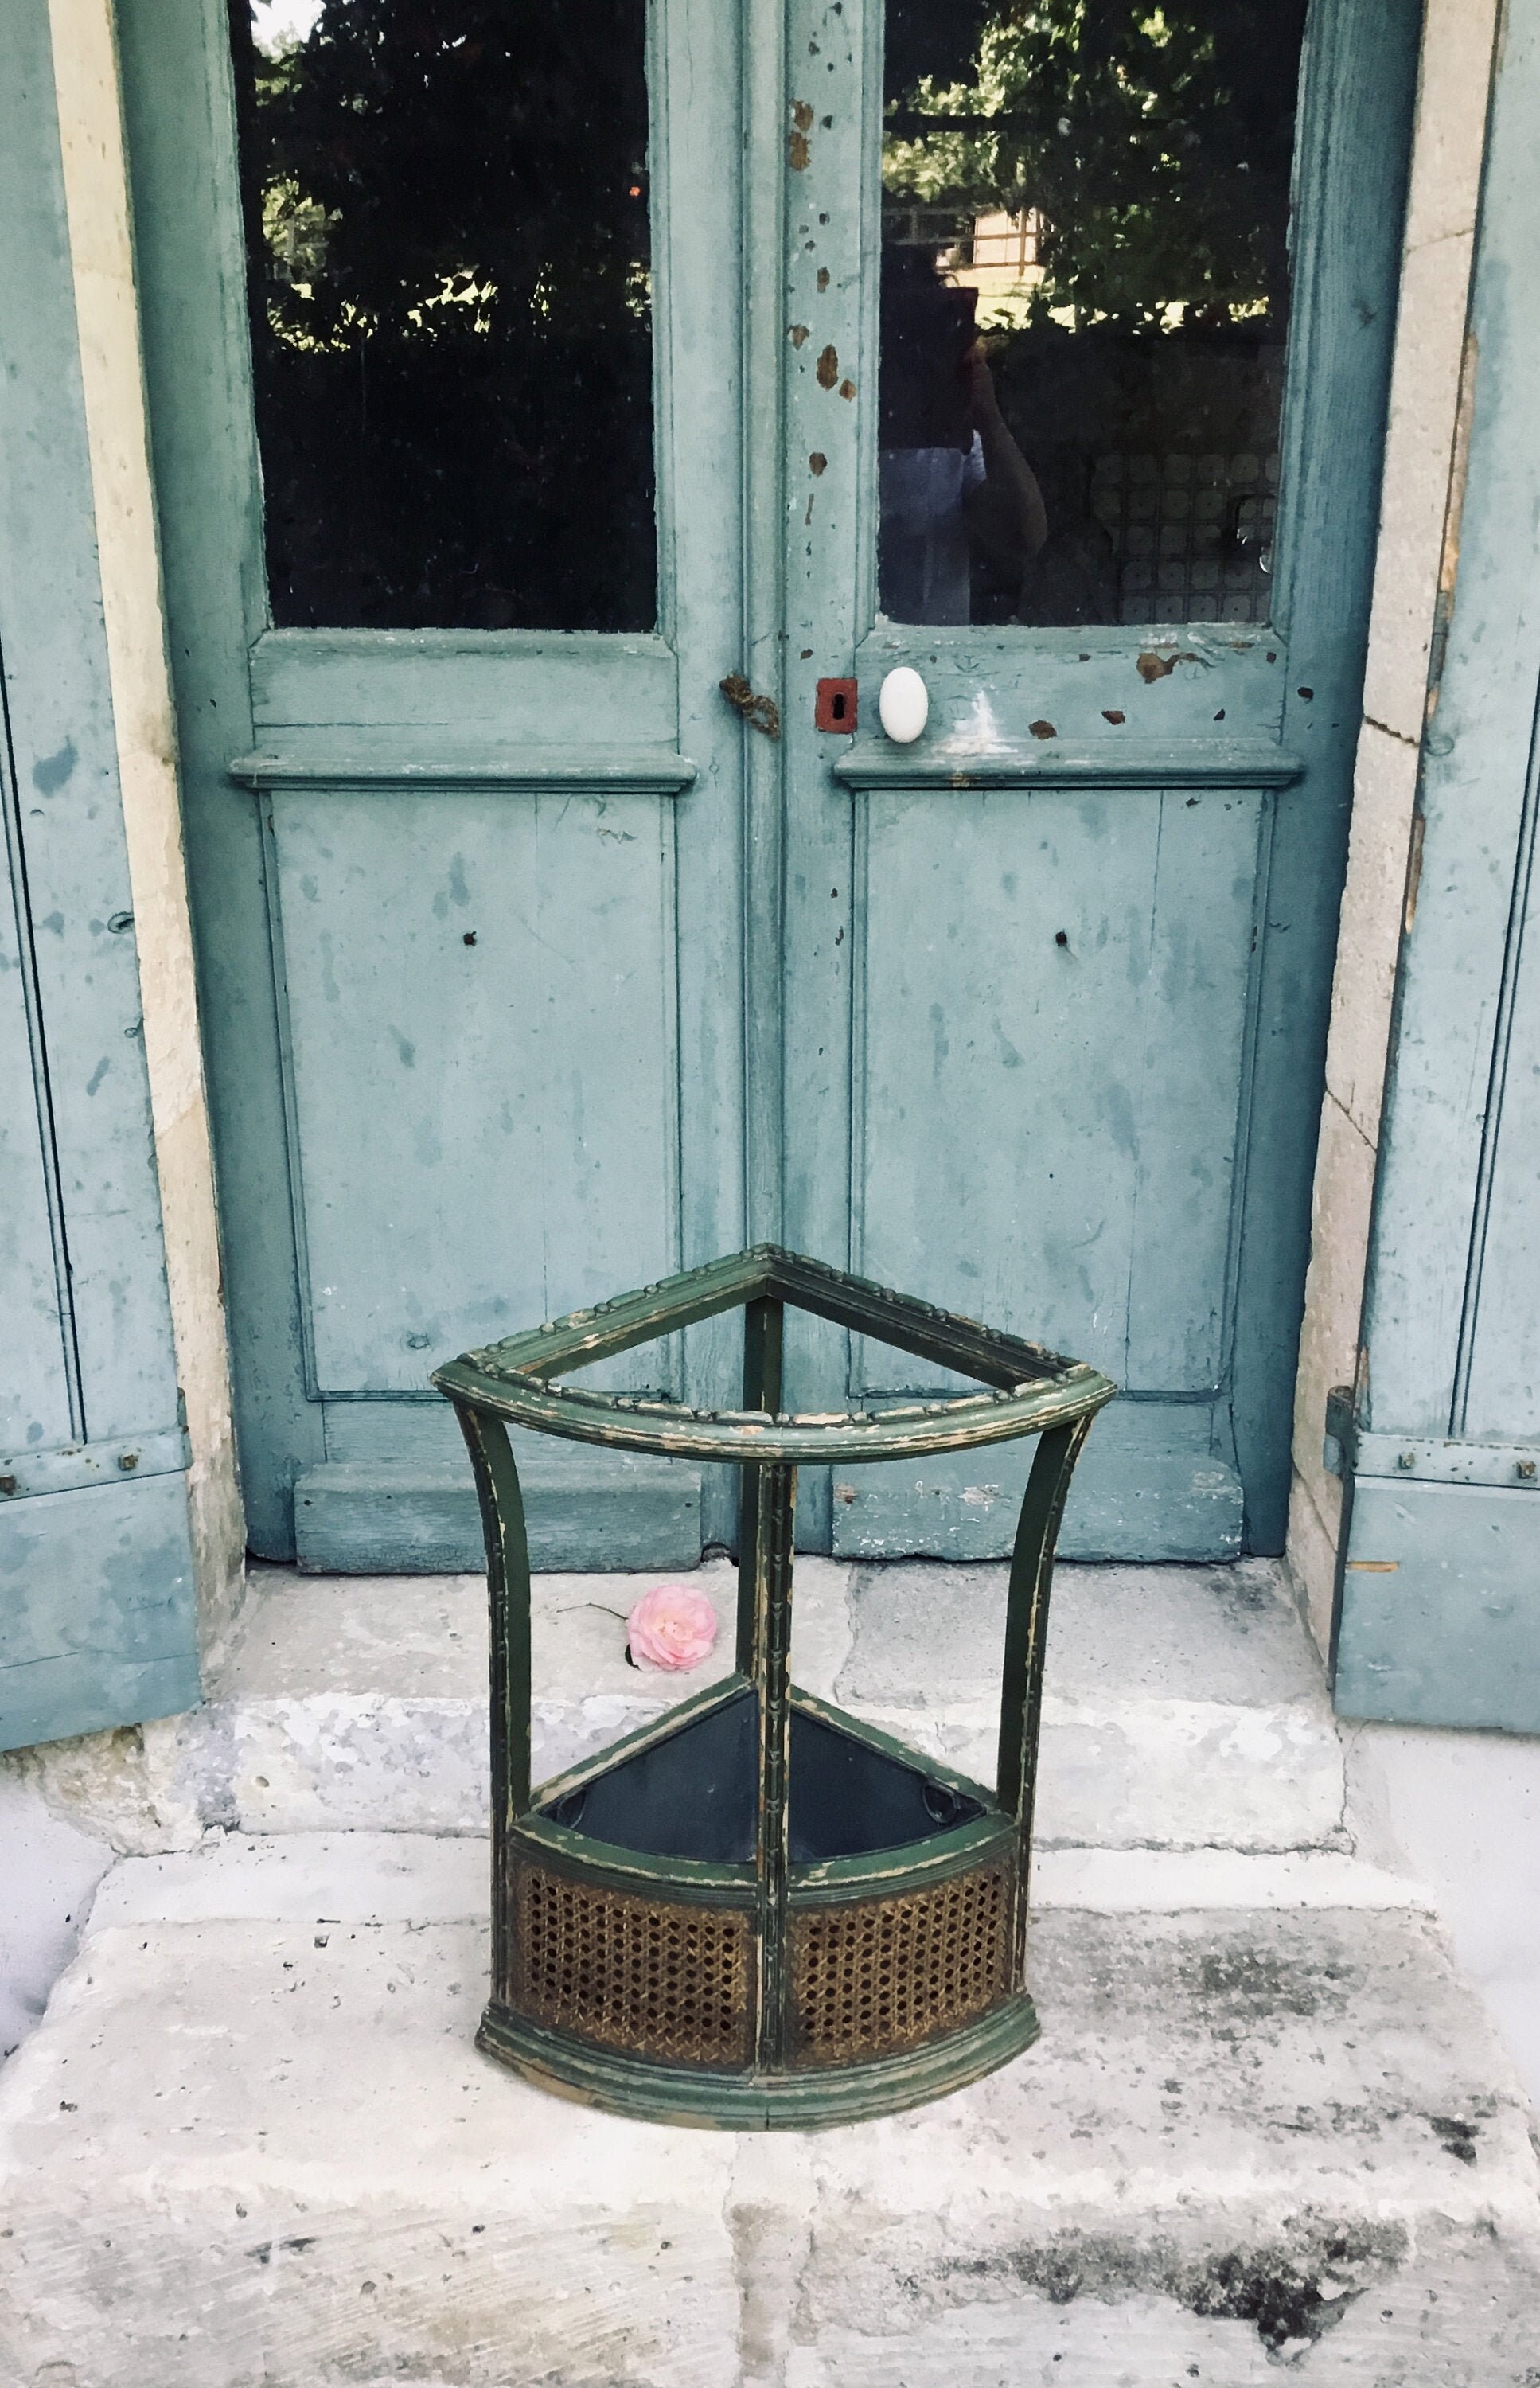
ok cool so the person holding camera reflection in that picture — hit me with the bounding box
[879,248,1047,625]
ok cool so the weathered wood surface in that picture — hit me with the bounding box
[832,742,1304,790]
[123,0,1417,1571]
[1339,0,1540,1729]
[228,747,698,794]
[248,628,677,743]
[0,0,198,1751]
[118,0,751,1559]
[1335,1479,1540,1732]
[830,1395,1243,1565]
[0,1476,200,1754]
[780,0,1417,1566]
[291,1453,702,1576]
[267,786,683,1395]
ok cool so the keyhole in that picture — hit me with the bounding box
[830,689,847,722]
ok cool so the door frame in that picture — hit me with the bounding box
[119,0,757,1557]
[763,0,1421,1553]
[1335,0,1540,1729]
[118,0,1421,1563]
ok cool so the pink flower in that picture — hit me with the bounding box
[626,1582,719,1672]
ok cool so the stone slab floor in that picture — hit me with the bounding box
[2,1559,1538,2383]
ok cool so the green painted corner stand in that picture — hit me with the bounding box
[434,1246,1114,2130]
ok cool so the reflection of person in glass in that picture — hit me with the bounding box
[879,249,1047,624]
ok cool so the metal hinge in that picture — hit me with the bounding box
[1322,1385,1357,1479]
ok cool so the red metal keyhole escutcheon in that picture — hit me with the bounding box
[814,677,858,733]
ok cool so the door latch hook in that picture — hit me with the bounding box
[720,674,782,739]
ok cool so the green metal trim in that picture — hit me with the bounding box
[441,1245,1098,1390]
[434,1363,1111,1463]
[454,1411,531,1932]
[998,1420,1094,1956]
[788,1684,995,1814]
[832,742,1306,791]
[510,1813,756,1901]
[788,1809,1015,1902]
[433,1244,1117,1461]
[751,1461,796,2066]
[511,1790,1013,1908]
[736,1296,785,1673]
[476,1992,1041,2130]
[525,1671,754,1810]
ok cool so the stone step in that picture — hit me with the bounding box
[41,1558,1348,1856]
[1,1833,1534,2385]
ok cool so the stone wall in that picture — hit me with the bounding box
[1286,0,1502,1654]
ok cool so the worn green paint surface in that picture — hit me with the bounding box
[1337,0,1540,1731]
[0,0,199,1752]
[121,0,1416,1571]
[439,1249,1109,2125]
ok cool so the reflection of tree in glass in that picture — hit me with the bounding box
[232,0,655,628]
[883,0,1304,331]
[880,0,1308,627]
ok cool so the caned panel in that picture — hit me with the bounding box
[509,1860,753,2070]
[789,1865,1012,2066]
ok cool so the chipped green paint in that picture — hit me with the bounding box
[437,1247,1111,2125]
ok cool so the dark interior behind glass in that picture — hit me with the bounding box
[230,0,655,630]
[879,0,1309,627]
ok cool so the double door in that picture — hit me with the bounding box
[119,0,1419,1567]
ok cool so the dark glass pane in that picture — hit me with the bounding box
[879,0,1308,626]
[232,0,655,629]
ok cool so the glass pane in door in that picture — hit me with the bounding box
[879,0,1308,626]
[232,0,656,629]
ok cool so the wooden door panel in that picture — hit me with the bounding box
[119,0,747,1562]
[782,0,1418,1558]
[1460,857,1540,1442]
[1,0,200,1750]
[853,786,1262,1396]
[270,787,680,1394]
[1123,788,1268,1390]
[250,632,677,746]
[119,0,1418,1571]
[0,880,73,1447]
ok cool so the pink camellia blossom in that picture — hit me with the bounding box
[626,1582,719,1672]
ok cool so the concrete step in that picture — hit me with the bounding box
[1,1832,1534,2385]
[49,1557,1347,1857]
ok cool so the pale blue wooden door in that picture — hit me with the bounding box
[120,0,753,1566]
[1,0,199,1750]
[1333,0,1540,1731]
[123,0,1420,1573]
[770,0,1420,1563]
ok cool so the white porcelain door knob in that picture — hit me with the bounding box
[878,665,929,745]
